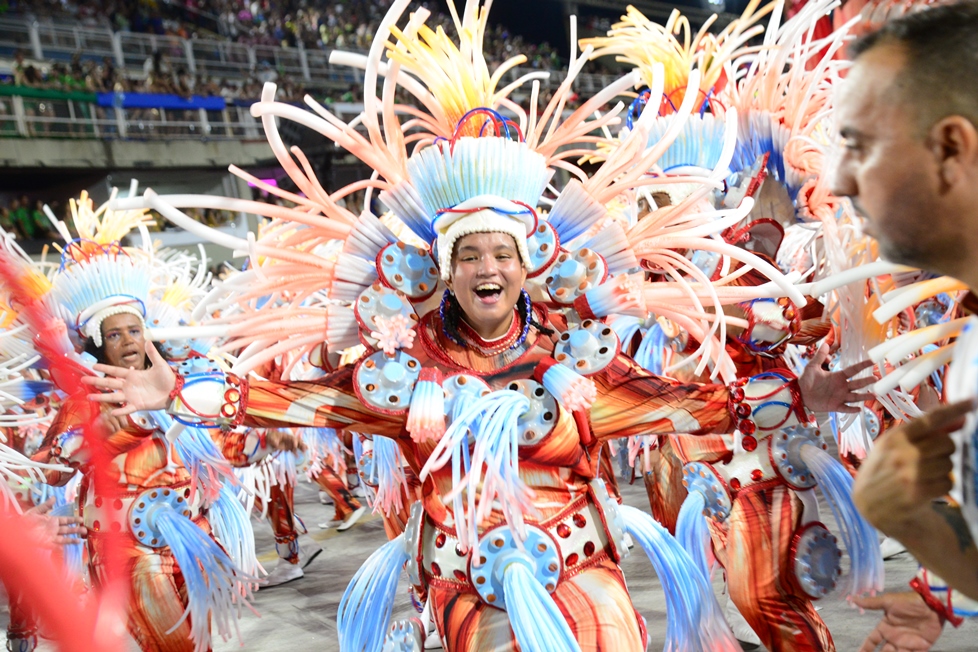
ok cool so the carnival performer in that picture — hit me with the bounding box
[87,3,879,651]
[4,191,268,652]
[249,429,323,587]
[579,1,888,650]
[313,430,366,532]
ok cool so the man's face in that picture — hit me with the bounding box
[100,312,147,369]
[447,231,527,339]
[830,44,958,274]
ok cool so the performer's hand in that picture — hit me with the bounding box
[26,498,88,545]
[853,400,972,535]
[82,341,174,415]
[855,591,944,652]
[798,343,876,413]
[268,429,306,453]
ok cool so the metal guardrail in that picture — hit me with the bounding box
[0,93,266,140]
[0,16,350,89]
[0,16,618,93]
[0,92,614,148]
[117,32,193,74]
[0,90,393,141]
[35,21,116,64]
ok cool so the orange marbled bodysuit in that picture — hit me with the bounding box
[212,306,738,652]
[35,396,253,652]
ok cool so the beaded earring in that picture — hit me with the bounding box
[513,288,532,349]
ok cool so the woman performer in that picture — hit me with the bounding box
[86,139,868,652]
[10,193,268,652]
[85,3,874,650]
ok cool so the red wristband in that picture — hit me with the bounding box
[168,373,185,403]
[910,576,964,628]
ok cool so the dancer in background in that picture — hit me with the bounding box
[12,194,259,652]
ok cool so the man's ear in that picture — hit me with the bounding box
[929,116,978,188]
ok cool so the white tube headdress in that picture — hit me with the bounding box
[50,243,152,349]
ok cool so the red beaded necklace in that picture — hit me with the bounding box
[457,309,522,356]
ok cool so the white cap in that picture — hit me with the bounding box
[79,298,146,347]
[432,195,534,281]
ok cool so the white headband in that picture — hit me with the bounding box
[82,303,146,347]
[433,195,535,281]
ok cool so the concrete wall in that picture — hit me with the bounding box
[0,137,273,170]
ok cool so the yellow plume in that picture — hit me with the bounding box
[385,0,527,134]
[159,283,196,311]
[582,1,775,109]
[69,189,155,245]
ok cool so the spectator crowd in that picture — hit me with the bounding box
[4,0,565,72]
[7,48,312,104]
[0,194,57,242]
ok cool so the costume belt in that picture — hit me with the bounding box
[685,424,828,519]
[418,489,615,606]
[83,481,205,547]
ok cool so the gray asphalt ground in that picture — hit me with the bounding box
[4,478,974,651]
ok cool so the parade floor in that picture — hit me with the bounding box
[4,477,975,651]
[228,479,976,652]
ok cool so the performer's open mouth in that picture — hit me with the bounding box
[474,283,503,304]
[120,350,141,365]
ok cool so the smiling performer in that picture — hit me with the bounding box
[88,2,875,650]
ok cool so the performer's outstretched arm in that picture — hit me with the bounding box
[82,341,406,438]
[589,344,875,440]
[589,355,735,438]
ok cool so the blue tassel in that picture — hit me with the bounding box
[153,411,233,504]
[449,386,480,423]
[422,390,534,555]
[351,435,379,508]
[304,427,341,451]
[232,460,274,519]
[800,445,884,597]
[503,562,582,652]
[609,316,643,348]
[337,535,408,652]
[1,379,53,402]
[209,483,260,578]
[372,435,408,516]
[406,369,445,442]
[675,492,711,579]
[352,435,365,470]
[647,114,727,172]
[729,116,794,198]
[155,507,254,652]
[540,362,596,413]
[635,322,668,375]
[620,505,739,652]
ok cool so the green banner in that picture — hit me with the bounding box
[0,85,97,103]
